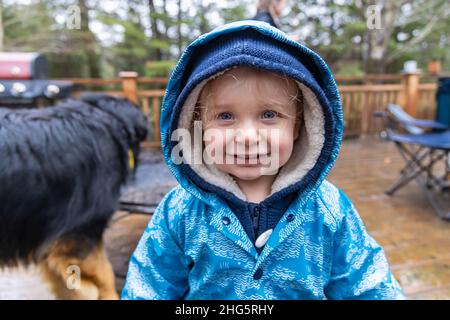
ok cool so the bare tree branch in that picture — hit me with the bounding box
[387,10,448,62]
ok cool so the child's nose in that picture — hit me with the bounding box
[234,123,260,148]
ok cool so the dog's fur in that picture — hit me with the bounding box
[0,93,148,299]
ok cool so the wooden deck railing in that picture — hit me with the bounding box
[60,72,440,147]
[338,73,438,136]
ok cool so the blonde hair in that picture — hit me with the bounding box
[193,67,304,127]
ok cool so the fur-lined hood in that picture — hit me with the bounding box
[160,20,343,207]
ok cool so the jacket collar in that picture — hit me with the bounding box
[224,189,297,215]
[224,189,298,245]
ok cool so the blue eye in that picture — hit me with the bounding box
[262,110,278,119]
[217,112,234,121]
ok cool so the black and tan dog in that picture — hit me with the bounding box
[0,93,147,299]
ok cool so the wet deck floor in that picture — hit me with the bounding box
[109,136,450,299]
[328,136,450,299]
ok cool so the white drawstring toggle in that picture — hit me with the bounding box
[255,228,273,248]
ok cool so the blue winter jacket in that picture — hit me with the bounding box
[122,20,405,300]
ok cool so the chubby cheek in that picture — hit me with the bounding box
[269,128,296,168]
[203,130,228,163]
[277,138,295,167]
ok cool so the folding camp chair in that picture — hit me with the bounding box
[375,104,450,220]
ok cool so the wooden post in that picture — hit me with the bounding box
[361,90,370,136]
[119,71,139,104]
[152,97,161,144]
[403,71,420,117]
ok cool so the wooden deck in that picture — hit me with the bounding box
[106,136,450,299]
[328,136,450,300]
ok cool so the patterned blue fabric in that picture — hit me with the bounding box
[122,20,405,300]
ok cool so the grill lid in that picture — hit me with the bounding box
[0,52,48,80]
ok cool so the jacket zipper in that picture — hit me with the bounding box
[252,207,260,238]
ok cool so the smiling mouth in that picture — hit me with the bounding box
[227,154,270,164]
[232,153,268,158]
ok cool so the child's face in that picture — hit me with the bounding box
[199,66,301,181]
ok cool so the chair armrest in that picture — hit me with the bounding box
[398,118,449,130]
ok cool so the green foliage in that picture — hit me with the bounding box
[145,60,176,77]
[46,52,89,78]
[336,61,365,76]
[222,5,247,24]
[1,0,448,77]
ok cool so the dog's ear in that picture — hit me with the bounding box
[80,92,148,144]
[80,91,114,105]
[79,92,112,106]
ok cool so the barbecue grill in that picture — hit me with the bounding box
[0,52,73,108]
